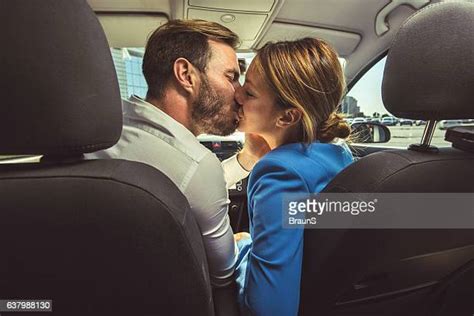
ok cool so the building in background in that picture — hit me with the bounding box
[111,48,147,99]
[341,96,360,117]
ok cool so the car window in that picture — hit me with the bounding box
[0,155,41,163]
[111,48,147,98]
[344,56,473,148]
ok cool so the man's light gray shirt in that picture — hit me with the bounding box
[87,95,248,286]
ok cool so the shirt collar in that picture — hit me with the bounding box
[123,95,197,142]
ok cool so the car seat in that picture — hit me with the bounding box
[0,1,214,315]
[299,2,474,315]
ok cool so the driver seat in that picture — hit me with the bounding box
[299,2,474,315]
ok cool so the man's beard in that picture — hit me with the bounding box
[191,75,238,136]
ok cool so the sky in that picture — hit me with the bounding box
[346,57,388,116]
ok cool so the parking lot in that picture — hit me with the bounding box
[372,125,452,148]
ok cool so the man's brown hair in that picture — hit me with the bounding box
[143,19,240,100]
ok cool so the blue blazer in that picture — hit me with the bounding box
[236,141,354,316]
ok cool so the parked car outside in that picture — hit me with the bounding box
[381,116,398,126]
[415,120,426,126]
[399,118,414,126]
[439,120,463,130]
[352,117,367,124]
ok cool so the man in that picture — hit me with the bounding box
[88,20,263,288]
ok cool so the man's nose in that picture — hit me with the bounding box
[234,86,244,105]
[232,80,241,90]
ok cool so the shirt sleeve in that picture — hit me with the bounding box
[221,154,250,189]
[183,151,238,287]
[240,158,306,316]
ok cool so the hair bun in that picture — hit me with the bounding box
[317,112,351,142]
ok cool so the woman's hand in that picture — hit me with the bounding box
[234,232,251,242]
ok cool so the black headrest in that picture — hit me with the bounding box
[0,0,122,155]
[382,2,474,120]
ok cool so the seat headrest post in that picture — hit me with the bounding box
[421,120,437,147]
[408,120,439,153]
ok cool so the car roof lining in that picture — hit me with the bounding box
[87,0,439,85]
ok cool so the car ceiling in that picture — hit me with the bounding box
[87,0,445,85]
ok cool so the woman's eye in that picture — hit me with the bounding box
[246,91,254,97]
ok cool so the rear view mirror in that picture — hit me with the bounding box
[351,123,391,143]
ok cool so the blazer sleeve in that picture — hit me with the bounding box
[241,158,307,316]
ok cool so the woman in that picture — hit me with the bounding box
[234,38,354,316]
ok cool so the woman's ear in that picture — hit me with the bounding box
[173,58,200,95]
[276,108,302,128]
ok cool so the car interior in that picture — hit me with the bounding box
[0,0,473,315]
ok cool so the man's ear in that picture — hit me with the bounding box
[276,108,302,128]
[173,58,200,95]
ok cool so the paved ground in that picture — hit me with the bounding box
[380,125,450,148]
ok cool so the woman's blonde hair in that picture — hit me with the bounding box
[252,37,350,143]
